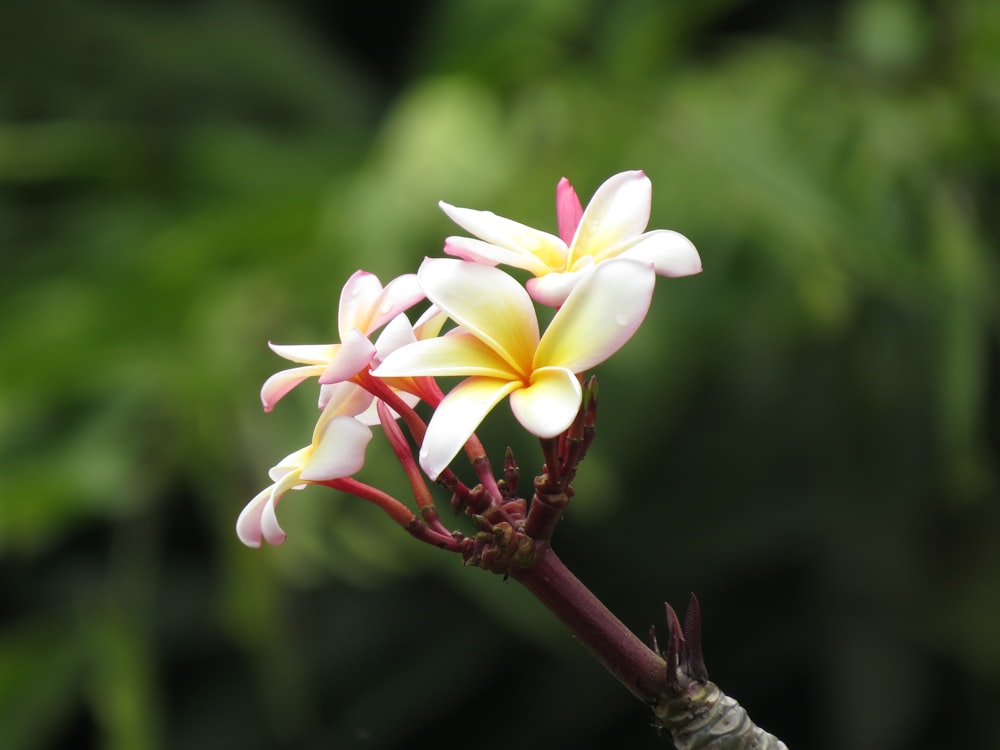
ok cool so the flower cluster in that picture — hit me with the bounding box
[238,169,700,549]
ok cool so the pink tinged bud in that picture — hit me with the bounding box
[555,177,583,246]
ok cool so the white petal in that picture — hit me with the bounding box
[367,273,424,333]
[443,236,552,277]
[413,304,449,340]
[260,364,326,411]
[236,485,275,548]
[374,332,517,379]
[317,380,373,416]
[300,415,373,481]
[236,469,304,548]
[267,342,338,365]
[417,258,538,375]
[373,313,417,364]
[525,265,591,307]
[269,445,312,483]
[259,485,289,546]
[439,201,568,271]
[569,170,651,263]
[337,270,384,338]
[317,329,376,384]
[535,259,655,373]
[615,229,702,278]
[509,367,582,438]
[418,376,521,480]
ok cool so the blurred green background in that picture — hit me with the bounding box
[2,1,999,748]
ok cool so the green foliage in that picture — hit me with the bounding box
[2,1,999,748]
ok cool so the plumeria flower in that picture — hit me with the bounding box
[439,169,701,306]
[260,270,424,411]
[373,257,656,480]
[237,382,375,548]
[321,304,449,422]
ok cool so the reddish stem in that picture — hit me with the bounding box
[511,545,667,704]
[376,400,452,538]
[355,371,428,444]
[319,477,415,526]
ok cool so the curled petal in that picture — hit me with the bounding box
[419,376,522,479]
[535,259,655,373]
[569,170,651,264]
[318,329,376,384]
[236,486,277,548]
[300,415,373,481]
[439,201,568,271]
[238,470,304,548]
[417,258,538,374]
[601,229,702,278]
[509,366,582,438]
[269,445,312,484]
[261,364,326,412]
[260,474,299,545]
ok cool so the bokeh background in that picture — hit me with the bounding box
[3,1,999,748]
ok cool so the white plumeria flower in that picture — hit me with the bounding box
[237,382,375,548]
[439,169,701,307]
[373,257,656,480]
[260,270,424,411]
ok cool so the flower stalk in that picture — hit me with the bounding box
[512,544,668,705]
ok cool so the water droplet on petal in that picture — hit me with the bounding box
[349,287,362,297]
[379,301,393,314]
[615,313,629,327]
[419,448,429,459]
